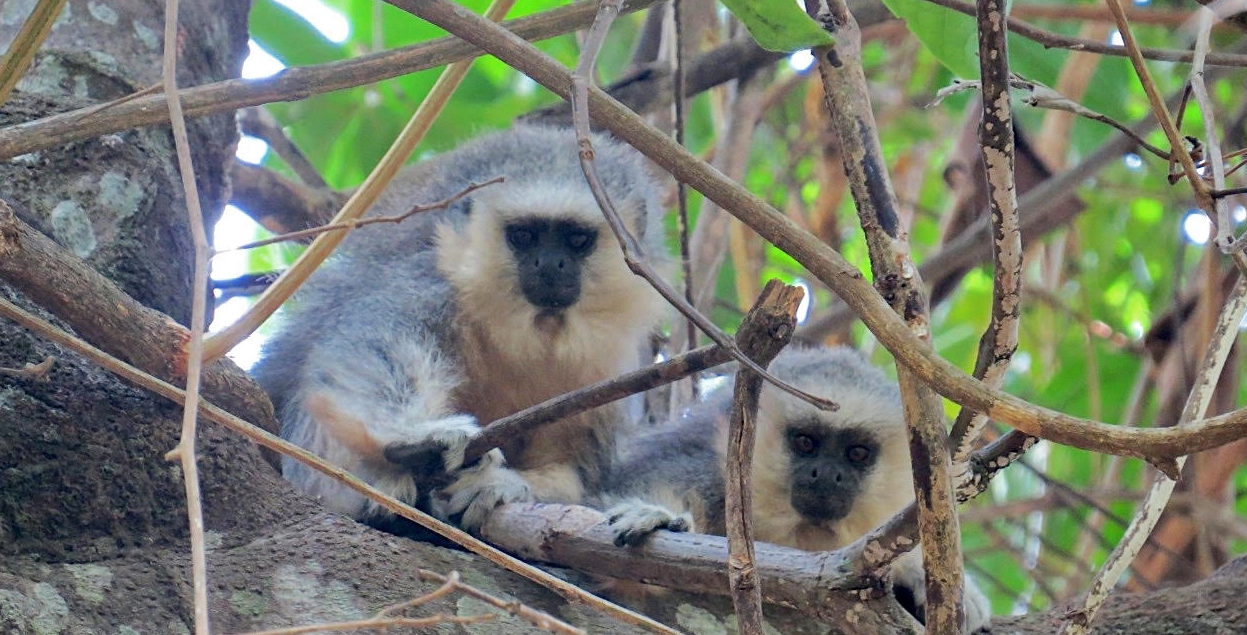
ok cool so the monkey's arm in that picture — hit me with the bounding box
[592,415,725,546]
[271,320,488,519]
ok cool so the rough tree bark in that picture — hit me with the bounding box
[1,1,1245,634]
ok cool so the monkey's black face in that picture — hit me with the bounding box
[784,423,880,523]
[504,219,598,310]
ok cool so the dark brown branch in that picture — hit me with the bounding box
[238,107,327,188]
[0,0,663,162]
[228,161,344,234]
[467,279,809,462]
[522,35,783,127]
[723,281,803,635]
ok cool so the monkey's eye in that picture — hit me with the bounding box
[566,230,596,254]
[505,226,537,250]
[789,433,818,456]
[846,445,872,464]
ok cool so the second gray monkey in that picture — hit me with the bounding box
[254,125,670,531]
[595,345,991,631]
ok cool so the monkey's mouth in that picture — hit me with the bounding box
[533,309,567,336]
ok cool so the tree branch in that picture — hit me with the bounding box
[0,199,277,437]
[0,0,664,162]
[806,0,964,629]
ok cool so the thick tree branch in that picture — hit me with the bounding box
[0,0,663,162]
[478,503,920,634]
[0,199,277,436]
[949,0,1024,483]
[228,161,344,233]
[0,295,683,635]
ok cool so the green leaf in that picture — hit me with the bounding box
[719,0,834,52]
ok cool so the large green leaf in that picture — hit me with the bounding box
[720,0,834,52]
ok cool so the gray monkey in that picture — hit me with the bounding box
[595,345,992,631]
[254,125,670,531]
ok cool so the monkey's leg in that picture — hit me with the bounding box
[285,334,483,520]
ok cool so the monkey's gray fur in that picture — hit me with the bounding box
[594,345,991,631]
[254,125,670,530]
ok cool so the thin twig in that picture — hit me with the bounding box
[671,0,697,376]
[233,614,493,635]
[0,355,55,380]
[918,0,1247,67]
[948,0,1024,488]
[1060,267,1247,635]
[566,0,836,412]
[467,276,800,461]
[0,297,686,635]
[160,0,211,632]
[1103,0,1215,221]
[375,571,460,617]
[202,0,516,362]
[0,0,68,106]
[930,77,1172,160]
[219,177,503,252]
[417,570,586,635]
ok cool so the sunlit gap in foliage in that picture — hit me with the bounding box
[1109,30,1124,47]
[794,279,812,323]
[270,0,350,43]
[1180,206,1246,245]
[207,41,290,369]
[788,50,815,72]
[1182,210,1211,245]
[1123,153,1144,170]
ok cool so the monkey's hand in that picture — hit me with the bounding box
[432,448,533,532]
[380,414,479,477]
[605,500,693,547]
